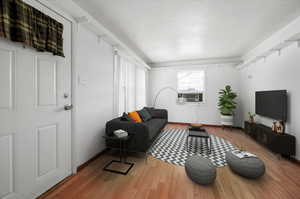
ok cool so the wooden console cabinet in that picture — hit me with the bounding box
[244,121,296,157]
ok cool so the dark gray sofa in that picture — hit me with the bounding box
[105,108,168,152]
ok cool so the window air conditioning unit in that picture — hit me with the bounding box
[177,93,203,103]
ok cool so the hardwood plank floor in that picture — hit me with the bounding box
[39,124,300,199]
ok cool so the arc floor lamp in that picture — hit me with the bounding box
[153,86,184,107]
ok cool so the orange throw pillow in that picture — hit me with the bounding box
[128,111,142,123]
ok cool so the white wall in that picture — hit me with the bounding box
[150,65,242,126]
[75,26,114,167]
[239,43,300,160]
[238,16,300,160]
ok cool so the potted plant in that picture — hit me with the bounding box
[248,112,256,123]
[218,85,237,126]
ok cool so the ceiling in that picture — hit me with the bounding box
[74,0,300,64]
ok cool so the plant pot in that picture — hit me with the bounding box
[220,115,234,126]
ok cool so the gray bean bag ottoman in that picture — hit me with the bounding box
[226,151,265,179]
[185,155,216,185]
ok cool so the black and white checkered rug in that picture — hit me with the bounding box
[148,128,237,167]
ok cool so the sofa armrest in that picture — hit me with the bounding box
[151,109,168,120]
[105,118,150,152]
[106,119,148,137]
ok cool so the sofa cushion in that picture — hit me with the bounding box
[128,111,142,123]
[138,108,152,122]
[120,112,134,122]
[145,108,168,119]
[144,107,155,116]
[144,118,167,140]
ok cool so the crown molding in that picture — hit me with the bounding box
[237,15,300,69]
[50,0,150,70]
[149,56,243,68]
[42,0,300,71]
[75,16,89,24]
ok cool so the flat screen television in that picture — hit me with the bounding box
[255,90,287,121]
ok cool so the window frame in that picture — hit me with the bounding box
[176,69,206,104]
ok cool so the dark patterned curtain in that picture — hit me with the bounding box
[0,0,64,57]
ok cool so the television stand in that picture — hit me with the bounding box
[244,121,296,157]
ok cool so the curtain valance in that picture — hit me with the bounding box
[0,0,64,57]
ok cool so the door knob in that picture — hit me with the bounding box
[64,104,73,111]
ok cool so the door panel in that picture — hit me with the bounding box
[0,45,15,137]
[0,0,72,198]
[37,124,58,177]
[0,135,13,198]
[0,49,13,109]
[36,58,58,107]
[0,42,17,199]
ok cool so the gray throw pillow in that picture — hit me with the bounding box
[121,112,134,122]
[138,108,152,122]
[144,107,155,117]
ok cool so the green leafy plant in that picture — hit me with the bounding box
[218,85,237,116]
[248,112,256,118]
[248,112,256,123]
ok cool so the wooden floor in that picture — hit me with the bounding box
[40,124,300,199]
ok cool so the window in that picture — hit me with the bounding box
[177,70,205,103]
[126,61,136,112]
[116,54,147,116]
[136,67,147,109]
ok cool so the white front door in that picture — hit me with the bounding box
[0,0,72,198]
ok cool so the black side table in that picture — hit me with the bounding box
[102,135,134,175]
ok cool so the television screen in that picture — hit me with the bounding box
[255,90,287,121]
